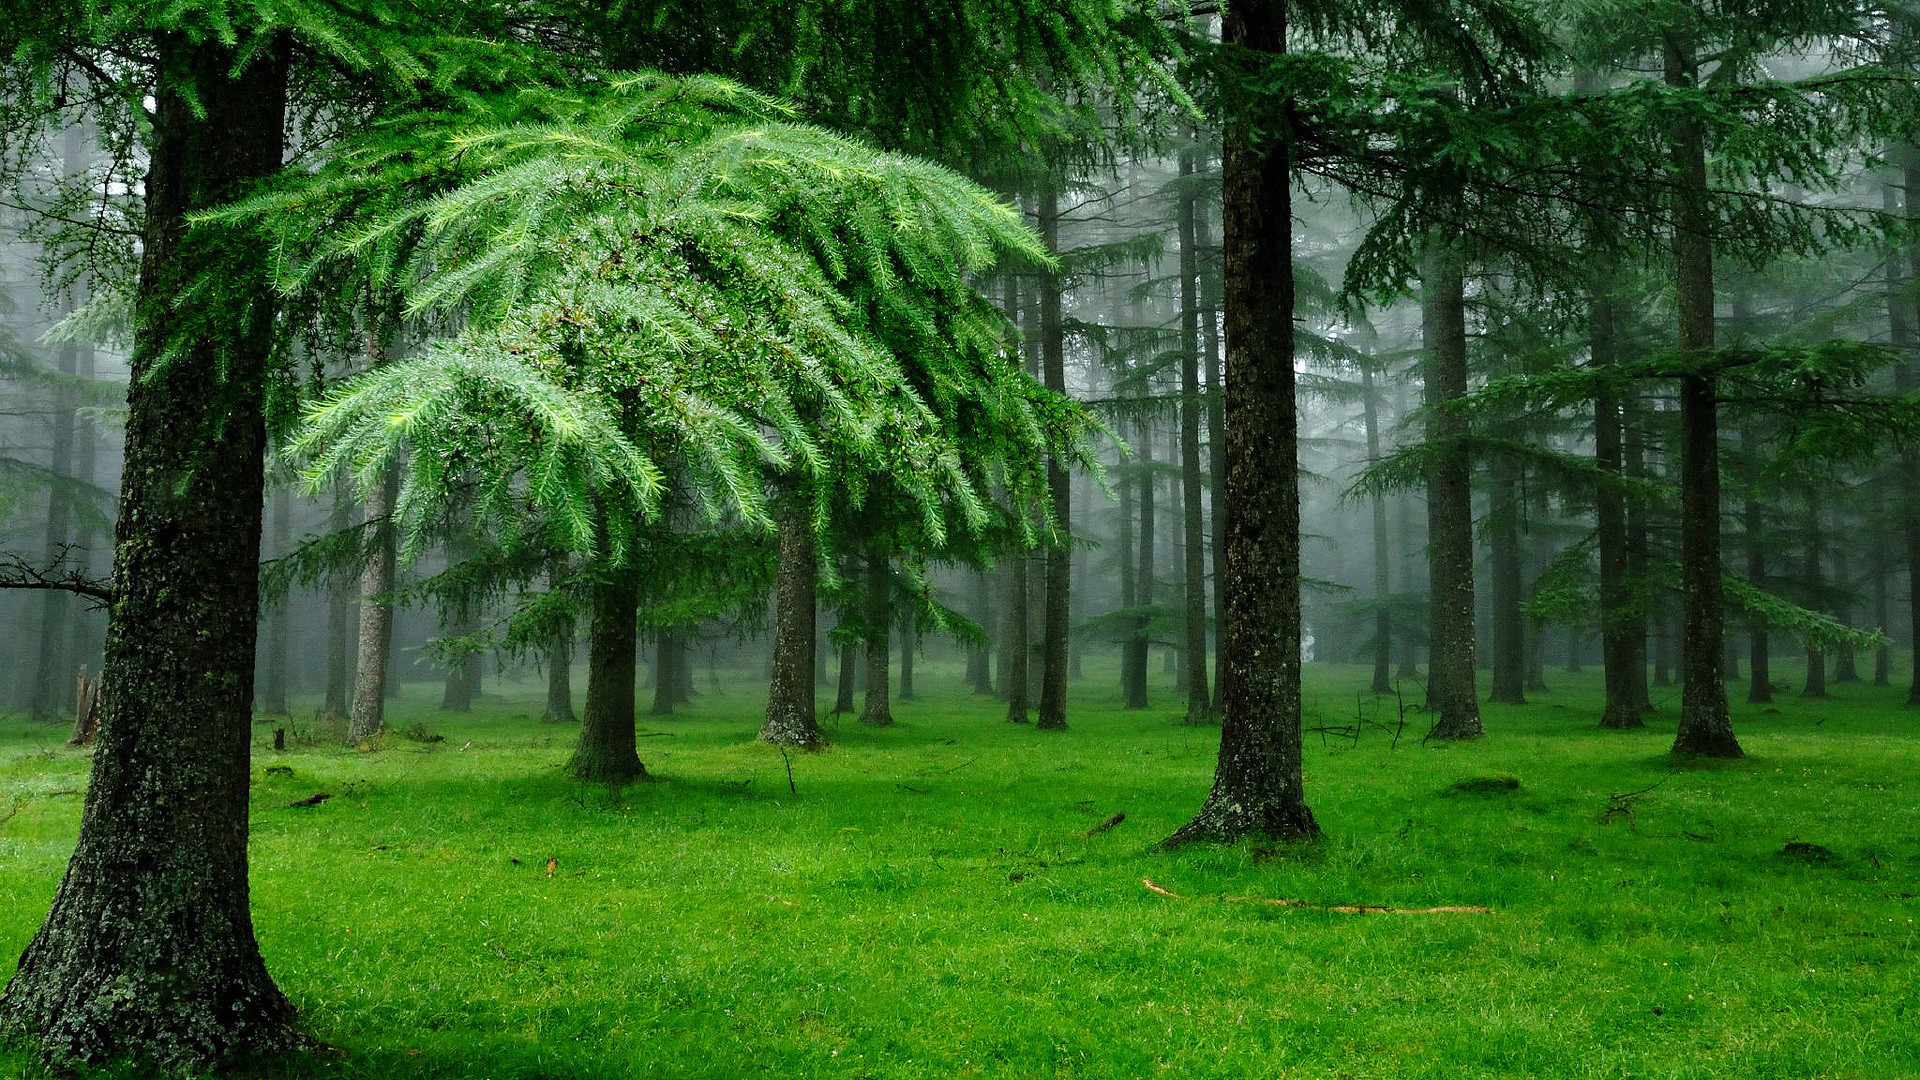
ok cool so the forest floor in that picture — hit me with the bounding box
[2,658,1917,1079]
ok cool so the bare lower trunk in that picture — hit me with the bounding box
[1177,149,1211,722]
[1667,31,1738,756]
[861,545,894,726]
[321,477,353,720]
[1165,0,1317,845]
[1487,458,1526,706]
[0,37,298,1068]
[760,504,821,746]
[1363,367,1393,695]
[572,564,647,781]
[1421,229,1482,740]
[346,457,400,745]
[1037,187,1071,731]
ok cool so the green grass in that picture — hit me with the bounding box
[4,660,1919,1079]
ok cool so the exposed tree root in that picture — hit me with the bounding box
[1142,877,1491,915]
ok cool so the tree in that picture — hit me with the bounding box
[0,22,300,1068]
[1164,0,1318,845]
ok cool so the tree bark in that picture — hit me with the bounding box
[861,544,894,726]
[0,34,298,1068]
[1421,229,1484,740]
[1801,486,1828,698]
[1177,146,1212,722]
[1363,367,1394,694]
[321,476,353,720]
[1037,187,1071,731]
[760,502,822,746]
[899,607,916,700]
[966,569,992,693]
[650,630,679,716]
[1165,0,1318,845]
[1593,269,1645,727]
[1125,421,1155,707]
[1005,551,1030,722]
[1667,30,1740,756]
[346,455,400,744]
[572,561,647,781]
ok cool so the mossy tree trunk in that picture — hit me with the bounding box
[761,502,822,747]
[572,561,648,781]
[1164,0,1318,846]
[0,33,299,1069]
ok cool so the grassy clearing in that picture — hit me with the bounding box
[3,660,1918,1079]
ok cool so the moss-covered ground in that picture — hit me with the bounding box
[3,658,1917,1078]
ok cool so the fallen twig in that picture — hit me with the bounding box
[1077,812,1126,837]
[1143,877,1491,915]
[284,792,332,808]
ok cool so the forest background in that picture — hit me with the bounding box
[1,0,1919,1076]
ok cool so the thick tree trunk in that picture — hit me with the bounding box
[834,640,858,715]
[861,545,894,726]
[572,562,648,781]
[346,456,400,744]
[1667,32,1740,756]
[1037,188,1071,731]
[1421,230,1483,740]
[1117,415,1138,700]
[1165,0,1317,846]
[1177,148,1212,722]
[760,503,821,746]
[1487,457,1526,706]
[650,630,679,715]
[0,35,298,1068]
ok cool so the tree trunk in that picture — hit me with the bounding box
[1200,198,1228,714]
[258,485,291,714]
[0,35,298,1068]
[650,630,679,715]
[29,256,80,720]
[1741,424,1773,704]
[543,557,576,722]
[346,454,400,744]
[572,563,648,781]
[1362,367,1394,694]
[1005,550,1031,722]
[321,476,353,720]
[861,545,894,726]
[1125,421,1155,708]
[1165,0,1318,846]
[899,608,916,700]
[1831,514,1858,682]
[1667,32,1740,756]
[834,640,858,715]
[1889,167,1920,704]
[1623,388,1654,712]
[1177,146,1212,722]
[1593,267,1644,728]
[966,570,992,693]
[1036,187,1071,731]
[760,502,821,746]
[1421,228,1483,739]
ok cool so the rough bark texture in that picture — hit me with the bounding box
[1666,31,1741,757]
[1177,148,1212,722]
[0,34,298,1069]
[1037,187,1071,731]
[760,504,822,746]
[1164,0,1318,846]
[1421,232,1483,740]
[346,457,400,744]
[572,565,648,781]
[860,545,894,726]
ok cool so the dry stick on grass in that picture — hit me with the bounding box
[1077,812,1126,837]
[1142,877,1492,915]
